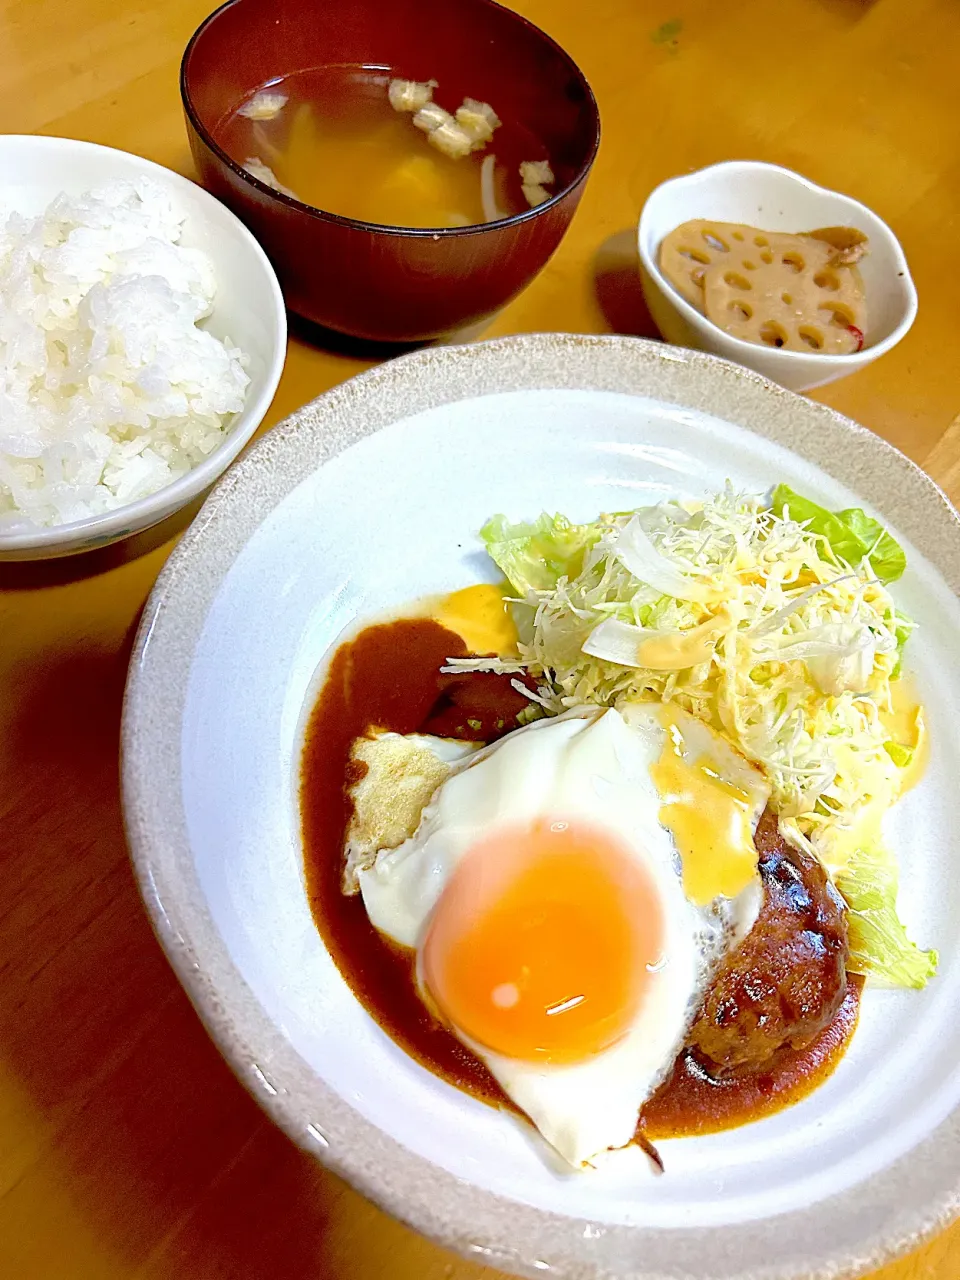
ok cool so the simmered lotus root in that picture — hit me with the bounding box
[805,225,869,265]
[659,219,867,354]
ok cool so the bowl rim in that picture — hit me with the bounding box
[0,133,287,555]
[636,159,919,364]
[123,332,960,1280]
[179,0,601,237]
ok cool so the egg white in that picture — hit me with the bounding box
[359,707,767,1168]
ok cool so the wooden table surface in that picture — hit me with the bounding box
[1,0,959,1276]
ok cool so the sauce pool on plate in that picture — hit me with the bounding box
[300,616,531,1104]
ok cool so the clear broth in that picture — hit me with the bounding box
[219,65,543,228]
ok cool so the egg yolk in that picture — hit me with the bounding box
[421,819,664,1065]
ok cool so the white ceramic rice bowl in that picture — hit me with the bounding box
[0,135,286,561]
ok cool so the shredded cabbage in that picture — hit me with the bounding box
[472,486,936,988]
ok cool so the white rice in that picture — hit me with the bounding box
[0,177,250,531]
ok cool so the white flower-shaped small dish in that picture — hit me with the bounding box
[637,160,918,392]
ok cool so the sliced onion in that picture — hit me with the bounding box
[581,617,646,667]
[480,154,505,223]
[613,516,713,602]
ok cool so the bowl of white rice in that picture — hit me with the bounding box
[0,135,286,560]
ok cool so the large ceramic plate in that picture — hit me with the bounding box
[122,335,960,1280]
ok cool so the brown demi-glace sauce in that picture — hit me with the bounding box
[300,617,862,1138]
[642,976,862,1138]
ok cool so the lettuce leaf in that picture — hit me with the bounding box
[771,484,906,583]
[480,512,600,594]
[883,740,914,768]
[836,847,938,988]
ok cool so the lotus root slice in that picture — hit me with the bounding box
[658,219,867,354]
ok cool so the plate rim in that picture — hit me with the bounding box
[121,333,960,1280]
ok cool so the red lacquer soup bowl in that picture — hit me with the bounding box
[181,0,601,342]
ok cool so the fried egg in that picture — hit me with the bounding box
[358,705,769,1168]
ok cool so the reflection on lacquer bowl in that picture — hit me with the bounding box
[181,0,600,343]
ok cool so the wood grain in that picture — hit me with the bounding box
[1,0,958,1276]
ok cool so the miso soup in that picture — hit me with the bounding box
[218,65,552,229]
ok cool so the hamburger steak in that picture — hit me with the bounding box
[687,808,849,1076]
